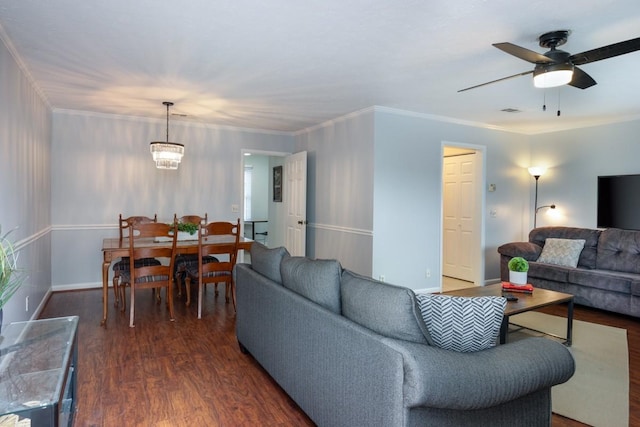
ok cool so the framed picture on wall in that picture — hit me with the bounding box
[273,165,283,202]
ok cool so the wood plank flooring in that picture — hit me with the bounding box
[38,288,638,426]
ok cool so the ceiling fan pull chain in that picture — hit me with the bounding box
[557,89,561,117]
[542,91,547,111]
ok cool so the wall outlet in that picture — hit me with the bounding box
[379,275,385,282]
[231,204,240,213]
[426,269,431,278]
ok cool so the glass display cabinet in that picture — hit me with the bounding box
[0,316,79,426]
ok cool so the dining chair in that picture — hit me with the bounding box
[112,214,159,308]
[119,221,178,327]
[184,219,240,318]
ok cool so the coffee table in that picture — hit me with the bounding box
[442,283,574,346]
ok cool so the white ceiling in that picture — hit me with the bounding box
[1,0,639,134]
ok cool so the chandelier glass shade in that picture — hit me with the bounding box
[149,101,184,170]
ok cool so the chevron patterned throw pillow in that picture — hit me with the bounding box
[416,294,506,352]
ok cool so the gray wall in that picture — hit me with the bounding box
[529,120,640,229]
[295,110,375,276]
[372,108,531,290]
[0,37,52,324]
[51,110,294,289]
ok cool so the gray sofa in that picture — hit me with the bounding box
[235,243,575,427]
[498,226,640,318]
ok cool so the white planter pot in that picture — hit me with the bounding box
[177,231,198,241]
[509,271,528,285]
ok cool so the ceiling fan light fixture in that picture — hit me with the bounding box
[149,101,184,170]
[533,63,574,88]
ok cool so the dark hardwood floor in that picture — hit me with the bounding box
[38,288,638,426]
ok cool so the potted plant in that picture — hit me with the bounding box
[0,227,26,331]
[175,222,199,241]
[508,256,529,285]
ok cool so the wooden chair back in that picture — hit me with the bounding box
[119,214,157,240]
[192,219,240,318]
[126,221,178,327]
[174,214,208,226]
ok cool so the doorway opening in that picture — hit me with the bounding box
[441,143,486,292]
[241,150,288,249]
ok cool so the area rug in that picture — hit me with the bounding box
[509,311,628,427]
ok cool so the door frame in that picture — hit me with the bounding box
[240,149,290,247]
[440,141,486,289]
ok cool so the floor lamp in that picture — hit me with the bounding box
[528,167,549,228]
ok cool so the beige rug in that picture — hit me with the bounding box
[509,311,629,427]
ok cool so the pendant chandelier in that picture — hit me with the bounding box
[149,101,184,170]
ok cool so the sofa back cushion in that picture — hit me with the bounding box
[340,270,433,345]
[529,227,601,269]
[596,228,640,274]
[250,243,290,284]
[280,257,342,314]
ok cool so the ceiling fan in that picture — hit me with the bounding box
[458,30,640,92]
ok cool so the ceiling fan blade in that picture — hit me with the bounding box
[570,37,640,65]
[493,42,553,64]
[458,70,533,92]
[568,66,597,89]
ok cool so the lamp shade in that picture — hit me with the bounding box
[528,167,547,177]
[533,63,574,88]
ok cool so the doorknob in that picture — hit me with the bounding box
[297,220,308,225]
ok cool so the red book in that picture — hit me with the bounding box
[501,281,534,293]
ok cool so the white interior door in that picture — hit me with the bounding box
[442,153,477,282]
[284,151,307,256]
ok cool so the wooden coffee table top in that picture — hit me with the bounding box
[442,283,574,316]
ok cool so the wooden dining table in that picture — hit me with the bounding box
[101,236,253,326]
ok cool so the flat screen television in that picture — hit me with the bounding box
[597,174,640,230]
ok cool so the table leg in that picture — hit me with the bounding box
[566,299,574,346]
[500,315,509,344]
[101,259,109,326]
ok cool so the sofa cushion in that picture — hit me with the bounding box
[529,227,601,269]
[568,269,632,294]
[536,238,586,268]
[596,228,640,274]
[528,262,571,283]
[250,243,290,285]
[340,270,433,345]
[415,294,506,353]
[280,257,342,314]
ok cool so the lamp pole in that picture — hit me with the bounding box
[533,175,540,228]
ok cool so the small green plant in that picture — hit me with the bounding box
[508,257,529,272]
[0,227,26,310]
[175,222,198,235]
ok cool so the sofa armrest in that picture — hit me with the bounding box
[383,337,575,410]
[497,242,542,260]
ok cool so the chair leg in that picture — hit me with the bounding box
[168,282,175,322]
[119,282,127,312]
[198,278,203,319]
[129,285,136,328]
[225,282,230,303]
[230,280,236,312]
[113,275,120,307]
[185,276,192,307]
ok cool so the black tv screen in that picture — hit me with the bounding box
[597,174,640,230]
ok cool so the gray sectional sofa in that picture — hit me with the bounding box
[235,243,575,427]
[498,226,640,318]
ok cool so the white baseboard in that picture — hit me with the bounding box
[53,282,103,292]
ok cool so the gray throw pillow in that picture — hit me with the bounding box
[250,242,290,284]
[280,257,342,314]
[537,238,586,268]
[340,270,433,345]
[416,293,506,352]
